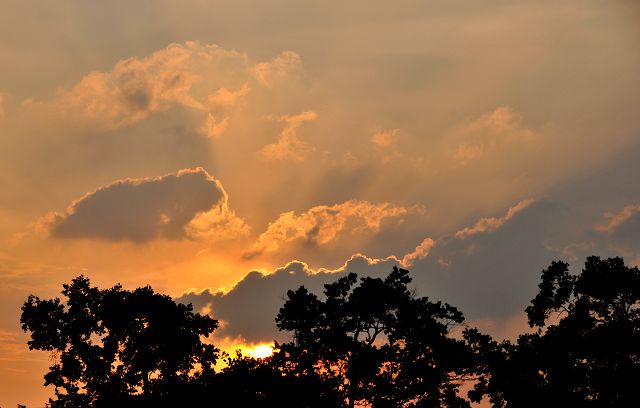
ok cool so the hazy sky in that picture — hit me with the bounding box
[1,1,639,405]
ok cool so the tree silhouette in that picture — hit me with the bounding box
[473,256,640,407]
[22,257,639,407]
[205,348,343,407]
[276,266,482,407]
[21,276,219,407]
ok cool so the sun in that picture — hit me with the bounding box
[245,344,274,359]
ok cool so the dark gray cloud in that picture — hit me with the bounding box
[177,255,399,342]
[177,198,621,343]
[48,167,229,242]
[410,200,570,320]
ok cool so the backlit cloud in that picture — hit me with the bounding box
[401,237,435,267]
[41,42,301,140]
[1,2,639,405]
[244,200,410,258]
[177,253,399,341]
[44,168,248,243]
[455,199,534,239]
[58,42,210,126]
[179,199,570,343]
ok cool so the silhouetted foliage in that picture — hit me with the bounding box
[21,276,219,407]
[473,256,640,407]
[206,349,343,407]
[22,256,640,407]
[276,266,483,407]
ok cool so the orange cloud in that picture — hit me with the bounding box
[40,42,300,140]
[206,83,250,109]
[468,106,529,134]
[401,237,436,267]
[186,205,250,242]
[252,51,302,87]
[244,200,409,258]
[200,113,229,139]
[595,204,640,234]
[200,83,251,139]
[58,43,209,126]
[260,111,318,161]
[455,199,534,239]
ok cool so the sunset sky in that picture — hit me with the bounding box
[1,1,639,406]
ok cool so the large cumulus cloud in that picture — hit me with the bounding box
[177,197,621,344]
[177,254,399,342]
[45,167,249,242]
[54,41,303,135]
[409,199,569,319]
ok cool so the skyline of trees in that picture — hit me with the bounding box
[20,255,640,407]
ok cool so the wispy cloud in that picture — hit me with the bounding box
[595,204,640,234]
[455,199,534,239]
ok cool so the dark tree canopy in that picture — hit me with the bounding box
[21,276,219,407]
[20,256,640,407]
[275,266,482,408]
[208,349,343,407]
[474,256,640,407]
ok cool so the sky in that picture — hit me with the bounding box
[1,1,639,406]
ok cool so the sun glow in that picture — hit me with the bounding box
[243,343,274,359]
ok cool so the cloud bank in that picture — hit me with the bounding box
[177,254,399,342]
[179,199,575,342]
[45,168,248,243]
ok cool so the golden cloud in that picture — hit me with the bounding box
[401,237,436,267]
[251,51,303,87]
[42,42,302,138]
[244,200,410,258]
[58,43,209,126]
